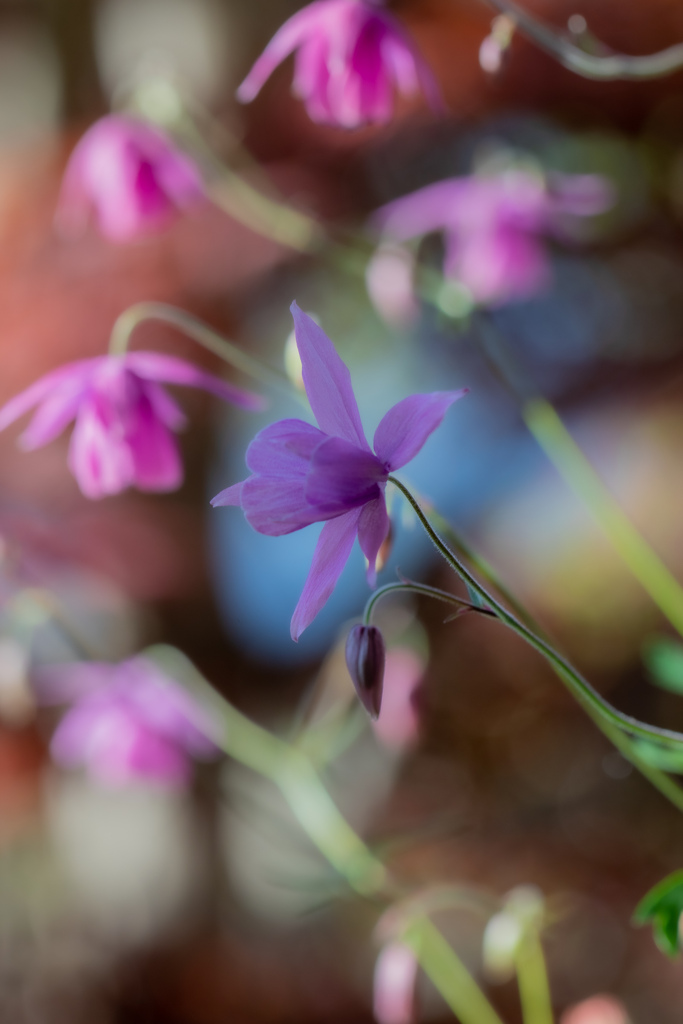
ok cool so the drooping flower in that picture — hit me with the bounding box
[33,657,217,787]
[211,302,466,639]
[56,114,204,242]
[0,351,264,499]
[373,169,614,307]
[237,0,444,129]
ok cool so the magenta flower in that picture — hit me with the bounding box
[212,302,466,639]
[237,0,444,128]
[34,657,217,787]
[56,115,204,242]
[0,352,264,499]
[374,169,613,306]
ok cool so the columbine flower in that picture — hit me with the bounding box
[373,169,613,307]
[56,115,204,242]
[0,352,263,499]
[34,657,217,787]
[212,302,466,639]
[237,0,444,129]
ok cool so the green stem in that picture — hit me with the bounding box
[403,917,506,1024]
[146,644,504,1024]
[109,301,293,396]
[479,0,683,80]
[363,580,496,627]
[388,477,683,764]
[514,930,554,1024]
[523,398,683,640]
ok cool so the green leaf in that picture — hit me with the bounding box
[465,583,487,611]
[643,637,683,694]
[633,870,683,956]
[633,739,683,773]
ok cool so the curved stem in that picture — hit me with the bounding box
[480,0,683,80]
[146,644,504,1024]
[388,477,683,764]
[514,929,554,1024]
[363,580,496,627]
[109,301,293,396]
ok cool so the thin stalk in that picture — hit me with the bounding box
[146,644,505,1024]
[403,917,506,1024]
[514,930,554,1024]
[363,580,496,627]
[388,477,683,763]
[109,301,294,397]
[479,0,683,80]
[523,398,683,640]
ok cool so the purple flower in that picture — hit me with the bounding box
[212,302,466,639]
[374,169,614,306]
[237,0,444,129]
[0,352,264,499]
[56,115,204,242]
[34,657,217,787]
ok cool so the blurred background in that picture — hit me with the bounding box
[3,0,683,1021]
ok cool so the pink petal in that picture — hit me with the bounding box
[373,179,470,241]
[290,506,362,640]
[19,378,93,450]
[236,2,330,103]
[124,351,265,411]
[290,302,368,448]
[305,435,385,514]
[357,494,390,586]
[67,399,134,499]
[0,359,97,435]
[373,390,467,471]
[127,403,184,493]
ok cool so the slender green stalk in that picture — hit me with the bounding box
[109,301,294,397]
[146,644,505,1024]
[363,580,495,627]
[403,917,506,1024]
[523,398,683,640]
[514,930,554,1024]
[478,0,683,80]
[388,477,683,764]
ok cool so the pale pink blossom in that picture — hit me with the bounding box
[373,941,418,1024]
[560,995,630,1024]
[57,115,204,242]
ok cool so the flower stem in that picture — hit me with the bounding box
[522,397,683,640]
[363,580,496,627]
[146,644,505,1024]
[387,477,683,778]
[514,929,554,1024]
[109,301,293,395]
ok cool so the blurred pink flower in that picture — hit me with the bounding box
[560,995,630,1024]
[373,169,613,307]
[0,351,264,499]
[372,647,424,750]
[237,0,444,128]
[56,115,204,242]
[35,657,217,788]
[373,941,418,1024]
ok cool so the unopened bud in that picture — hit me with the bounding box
[345,625,385,719]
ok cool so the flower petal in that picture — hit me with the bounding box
[305,435,385,514]
[241,475,326,536]
[357,495,390,586]
[290,507,362,640]
[373,179,470,241]
[67,399,135,499]
[124,351,265,411]
[0,359,97,436]
[19,377,92,450]
[291,302,368,448]
[128,401,184,492]
[236,2,328,103]
[211,481,244,507]
[245,418,326,476]
[373,390,468,471]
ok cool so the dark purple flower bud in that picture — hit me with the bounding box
[345,625,385,720]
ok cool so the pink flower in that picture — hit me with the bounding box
[560,995,630,1024]
[56,115,204,242]
[237,0,444,128]
[0,351,264,499]
[373,941,419,1024]
[373,169,614,307]
[34,657,217,788]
